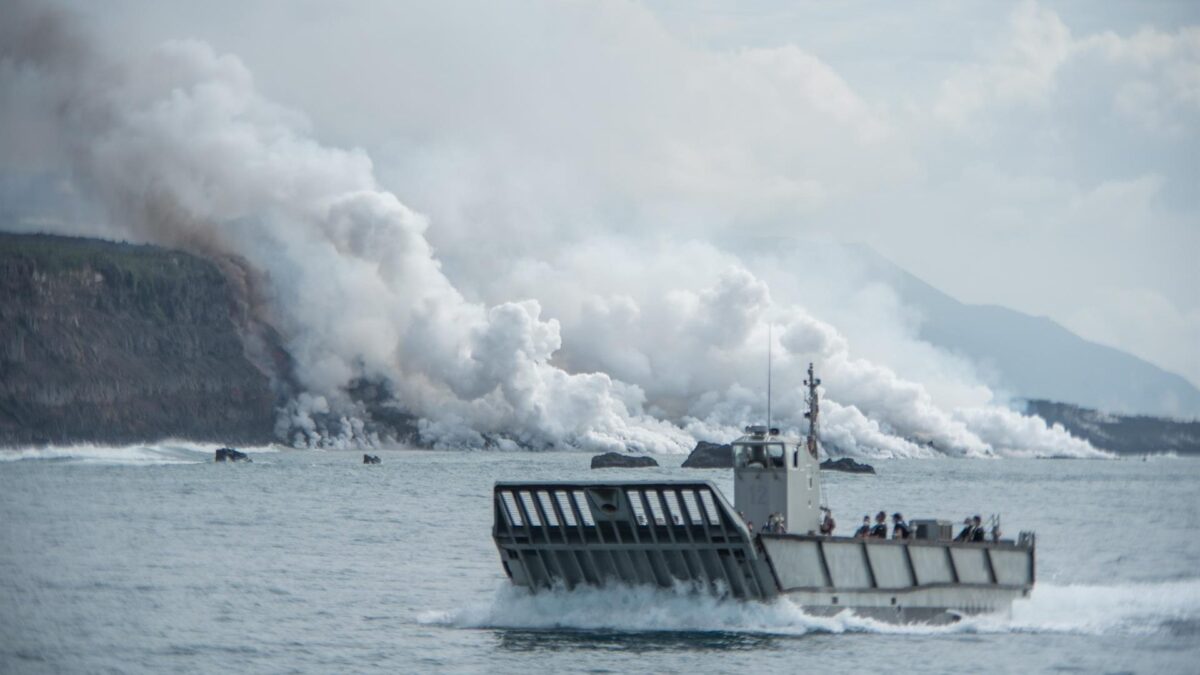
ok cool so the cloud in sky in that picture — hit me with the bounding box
[635,0,1200,386]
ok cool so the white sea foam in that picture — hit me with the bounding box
[1122,451,1183,460]
[420,579,1200,637]
[1005,580,1200,635]
[0,441,283,466]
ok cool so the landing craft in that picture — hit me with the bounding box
[491,364,1035,623]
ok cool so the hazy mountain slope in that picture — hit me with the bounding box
[852,245,1200,418]
[1025,399,1200,455]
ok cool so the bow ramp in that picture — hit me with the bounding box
[492,480,780,600]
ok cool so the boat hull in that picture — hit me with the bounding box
[492,480,1034,624]
[760,533,1033,620]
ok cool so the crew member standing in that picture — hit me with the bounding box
[853,516,871,538]
[970,515,986,542]
[870,511,888,538]
[819,507,836,535]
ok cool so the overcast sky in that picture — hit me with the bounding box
[22,1,1200,387]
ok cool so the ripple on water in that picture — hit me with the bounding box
[1,450,1199,673]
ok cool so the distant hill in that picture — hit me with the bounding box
[1025,399,1200,456]
[850,245,1200,419]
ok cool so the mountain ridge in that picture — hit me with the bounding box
[842,243,1200,419]
[1024,399,1200,455]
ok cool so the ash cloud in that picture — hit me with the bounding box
[0,2,1106,457]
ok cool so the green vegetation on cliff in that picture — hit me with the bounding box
[0,232,278,446]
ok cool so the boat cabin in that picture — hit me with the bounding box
[732,425,823,536]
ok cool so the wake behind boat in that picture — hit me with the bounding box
[491,364,1035,623]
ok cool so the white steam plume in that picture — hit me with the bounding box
[0,4,1106,457]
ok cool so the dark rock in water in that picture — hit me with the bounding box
[215,447,251,463]
[590,452,658,469]
[820,457,875,474]
[681,441,733,468]
[363,454,381,464]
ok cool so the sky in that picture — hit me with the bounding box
[0,1,1196,454]
[39,0,1195,388]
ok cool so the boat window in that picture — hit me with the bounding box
[573,490,596,526]
[500,491,524,526]
[645,491,667,525]
[697,490,721,525]
[662,491,684,525]
[554,492,578,526]
[537,491,560,526]
[678,490,701,525]
[519,492,542,526]
[735,443,787,468]
[626,489,648,525]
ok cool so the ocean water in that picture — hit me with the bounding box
[2,445,1198,674]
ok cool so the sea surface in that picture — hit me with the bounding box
[2,444,1198,674]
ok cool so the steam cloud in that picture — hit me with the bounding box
[0,4,1106,458]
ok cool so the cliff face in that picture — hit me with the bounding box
[0,233,279,446]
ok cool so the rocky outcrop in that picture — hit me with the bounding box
[1025,399,1200,456]
[591,452,657,469]
[820,457,875,474]
[0,233,280,446]
[363,454,381,464]
[681,441,733,468]
[214,447,251,462]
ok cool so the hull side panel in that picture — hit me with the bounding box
[950,547,992,584]
[822,541,874,588]
[909,544,956,584]
[759,534,1033,615]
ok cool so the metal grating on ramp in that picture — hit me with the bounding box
[492,480,779,600]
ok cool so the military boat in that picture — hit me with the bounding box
[491,364,1035,623]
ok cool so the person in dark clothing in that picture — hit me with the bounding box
[954,517,974,542]
[970,515,986,542]
[819,507,836,536]
[869,511,888,538]
[891,513,910,540]
[853,515,871,538]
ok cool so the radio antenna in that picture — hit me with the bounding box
[766,324,772,430]
[805,362,821,458]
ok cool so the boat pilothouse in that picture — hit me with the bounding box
[491,363,1035,623]
[732,363,825,536]
[731,425,822,537]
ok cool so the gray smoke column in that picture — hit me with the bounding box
[0,5,692,452]
[0,4,1106,457]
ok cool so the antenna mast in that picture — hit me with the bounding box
[766,325,772,430]
[804,362,821,458]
